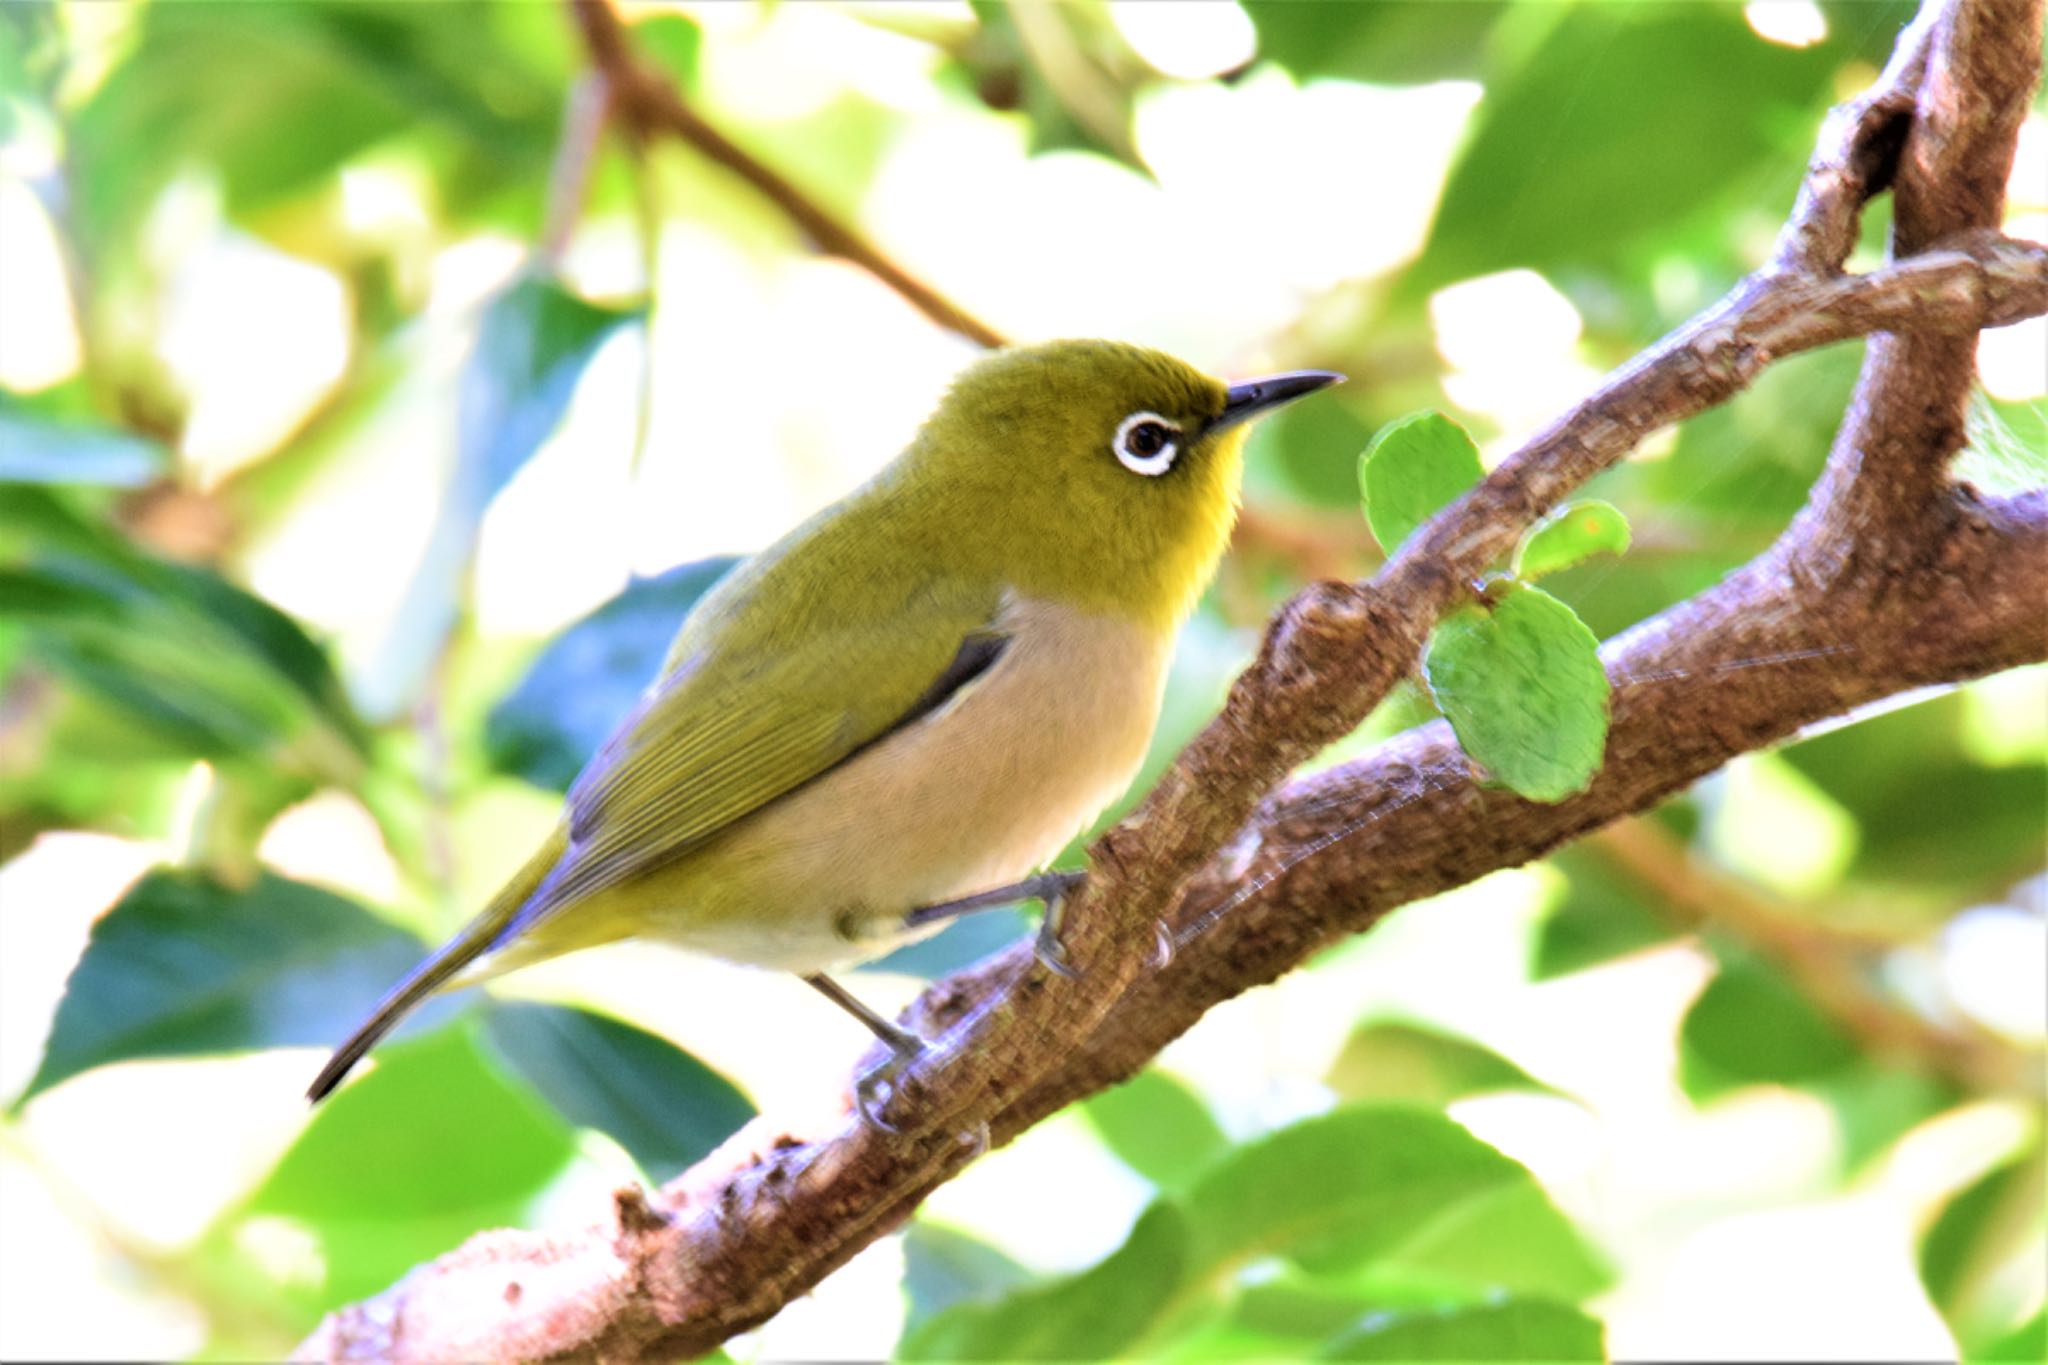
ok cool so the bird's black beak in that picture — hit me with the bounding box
[1210,370,1345,435]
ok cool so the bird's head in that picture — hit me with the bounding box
[911,340,1341,629]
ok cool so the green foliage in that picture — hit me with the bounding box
[1424,581,1611,802]
[234,1021,578,1310]
[1326,1020,1553,1107]
[486,557,738,792]
[0,394,168,487]
[1319,1298,1604,1361]
[18,869,431,1105]
[479,1002,754,1182]
[1919,1138,2048,1359]
[1081,1068,1232,1192]
[905,1107,1608,1360]
[1679,951,1859,1099]
[1357,412,1486,558]
[376,274,642,716]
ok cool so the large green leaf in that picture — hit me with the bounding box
[905,1107,1609,1360]
[234,1021,578,1311]
[2,489,368,769]
[484,556,737,792]
[1082,1069,1231,1192]
[1246,0,1509,84]
[1319,1298,1604,1361]
[1424,582,1611,803]
[372,274,642,716]
[1415,4,1860,289]
[479,1002,754,1183]
[18,869,433,1105]
[1679,951,1859,1100]
[902,1221,1034,1338]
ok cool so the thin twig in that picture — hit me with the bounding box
[566,0,1008,349]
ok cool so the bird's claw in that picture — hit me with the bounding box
[1150,920,1177,968]
[1033,870,1087,980]
[852,1042,925,1135]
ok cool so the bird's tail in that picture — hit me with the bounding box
[306,829,566,1102]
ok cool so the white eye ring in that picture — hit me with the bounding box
[1113,411,1181,476]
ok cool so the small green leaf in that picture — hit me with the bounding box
[1423,582,1610,802]
[1081,1069,1230,1192]
[484,557,738,791]
[479,1002,753,1183]
[1327,1020,1553,1107]
[1512,500,1631,580]
[1320,1299,1605,1361]
[1678,952,1859,1100]
[0,397,168,487]
[1359,412,1486,556]
[19,870,433,1105]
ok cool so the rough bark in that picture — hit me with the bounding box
[300,0,2047,1358]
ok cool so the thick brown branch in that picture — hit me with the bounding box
[302,1,2047,1358]
[566,0,1007,348]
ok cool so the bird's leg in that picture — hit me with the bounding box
[804,973,926,1133]
[903,869,1086,980]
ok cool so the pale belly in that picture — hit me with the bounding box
[626,596,1170,973]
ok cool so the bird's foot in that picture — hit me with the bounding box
[851,1038,927,1135]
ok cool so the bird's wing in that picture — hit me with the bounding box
[516,587,1008,927]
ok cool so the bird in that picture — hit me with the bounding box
[309,339,1340,1122]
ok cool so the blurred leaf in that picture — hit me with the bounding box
[1424,583,1610,802]
[69,0,561,255]
[1245,0,1508,83]
[1973,1310,2047,1365]
[1416,4,1851,288]
[1327,1020,1553,1107]
[1319,1298,1604,1361]
[237,1020,577,1310]
[902,1221,1034,1337]
[1919,1138,2048,1359]
[910,1106,1607,1359]
[18,869,431,1105]
[1,542,368,769]
[485,556,739,792]
[1358,412,1485,557]
[1513,500,1631,580]
[1529,844,1678,980]
[1679,951,1859,1100]
[903,1202,1192,1360]
[1820,1064,1959,1175]
[1245,391,1384,511]
[372,273,641,717]
[1082,1069,1231,1192]
[0,396,169,487]
[479,1001,753,1183]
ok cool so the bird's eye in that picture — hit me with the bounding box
[1113,411,1181,477]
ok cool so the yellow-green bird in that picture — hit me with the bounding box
[310,339,1339,1118]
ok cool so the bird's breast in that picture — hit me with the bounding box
[674,594,1173,969]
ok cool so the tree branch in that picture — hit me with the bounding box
[565,0,1008,349]
[300,0,2047,1358]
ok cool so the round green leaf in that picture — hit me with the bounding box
[1359,411,1486,557]
[1512,500,1632,580]
[1423,583,1611,802]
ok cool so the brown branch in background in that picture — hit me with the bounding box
[540,73,615,266]
[301,0,2046,1357]
[566,0,1008,348]
[1589,820,2018,1090]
